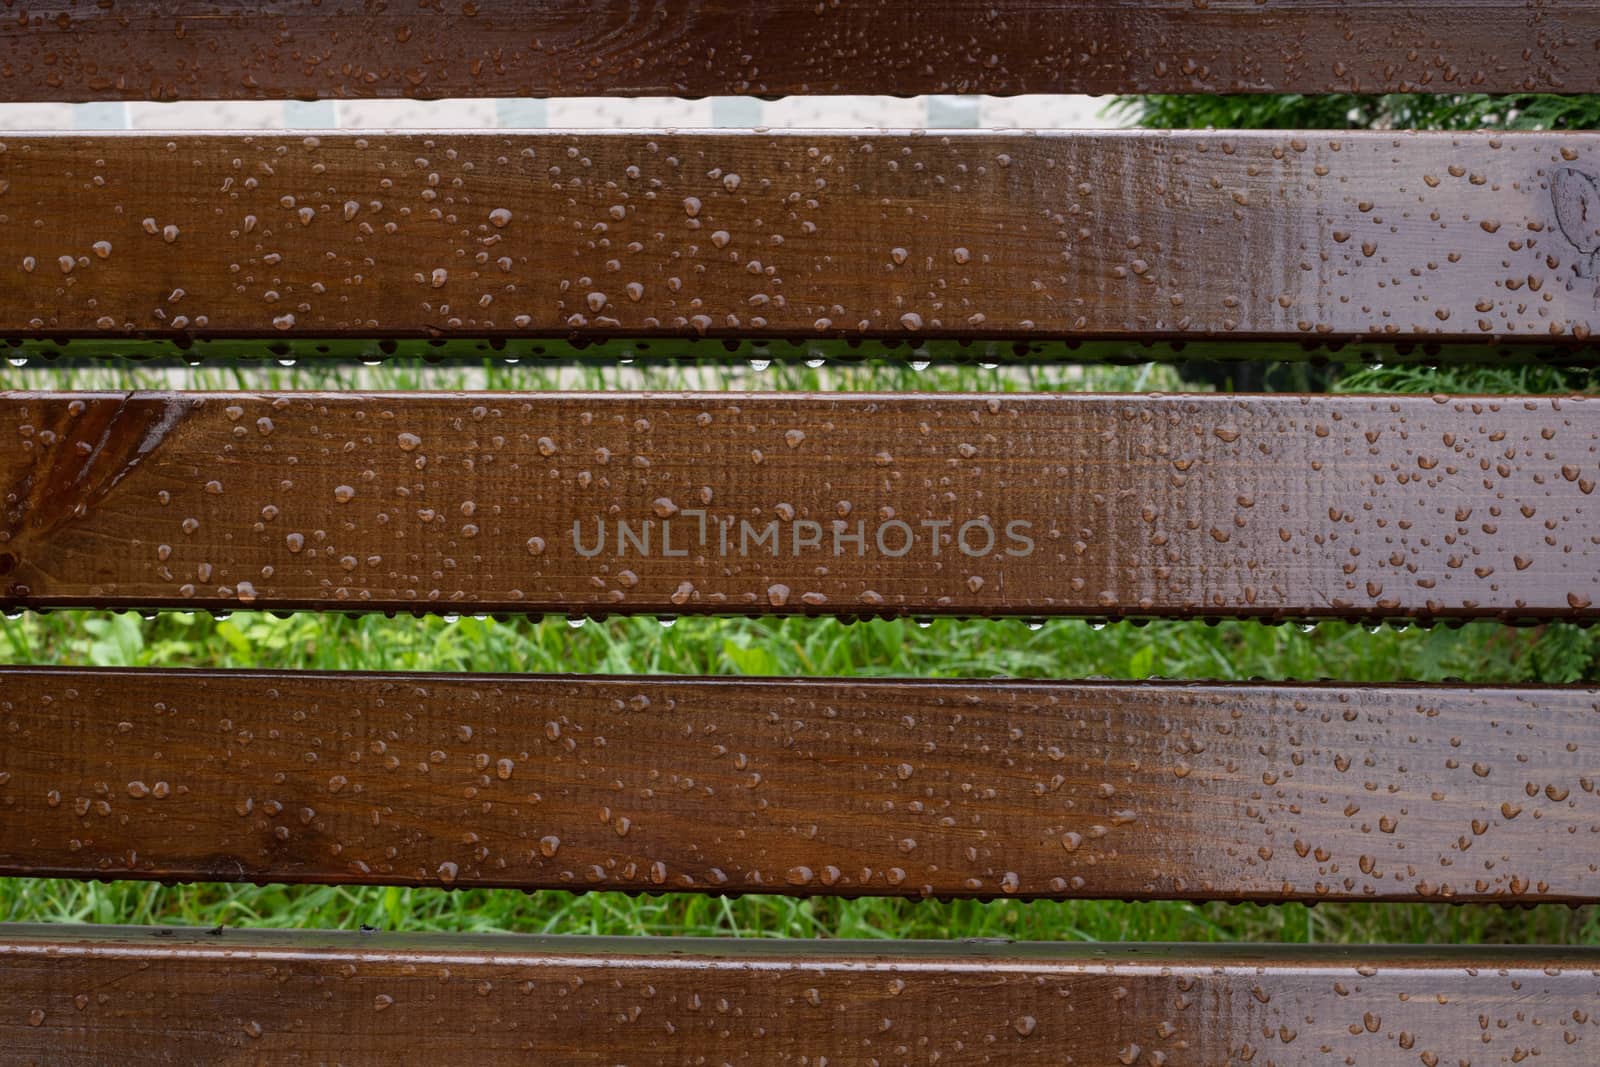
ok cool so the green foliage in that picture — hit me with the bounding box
[1528,625,1600,685]
[1112,93,1600,131]
[1336,362,1598,396]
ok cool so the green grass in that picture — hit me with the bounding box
[2,357,1596,947]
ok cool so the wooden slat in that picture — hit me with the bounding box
[3,1,1598,100]
[3,926,1598,1064]
[1,391,1596,620]
[0,335,1593,368]
[1,131,1598,346]
[2,667,1596,902]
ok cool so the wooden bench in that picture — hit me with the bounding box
[2,2,1599,1061]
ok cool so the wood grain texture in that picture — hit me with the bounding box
[3,1,1597,101]
[2,131,1599,346]
[1,391,1596,620]
[3,926,1598,1064]
[1,335,1593,369]
[3,668,1597,902]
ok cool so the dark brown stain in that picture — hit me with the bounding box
[2,668,1595,903]
[1,394,190,540]
[0,391,1595,620]
[0,394,193,596]
[1,132,1597,345]
[1554,168,1600,293]
[2,925,1597,1064]
[2,0,1597,100]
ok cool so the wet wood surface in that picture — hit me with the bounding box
[2,391,1596,620]
[2,131,1599,346]
[2,668,1596,902]
[3,1,1597,101]
[3,925,1597,1064]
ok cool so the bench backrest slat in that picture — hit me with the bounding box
[4,1,1598,102]
[3,667,1595,903]
[5,928,1597,1062]
[4,391,1595,621]
[3,131,1598,348]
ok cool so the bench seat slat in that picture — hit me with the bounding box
[3,925,1597,1063]
[3,1,1597,100]
[2,131,1598,346]
[2,391,1595,620]
[3,668,1595,903]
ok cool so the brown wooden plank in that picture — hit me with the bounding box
[2,391,1597,620]
[3,925,1598,1064]
[2,667,1596,902]
[2,131,1599,346]
[3,1,1598,101]
[0,334,1594,368]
